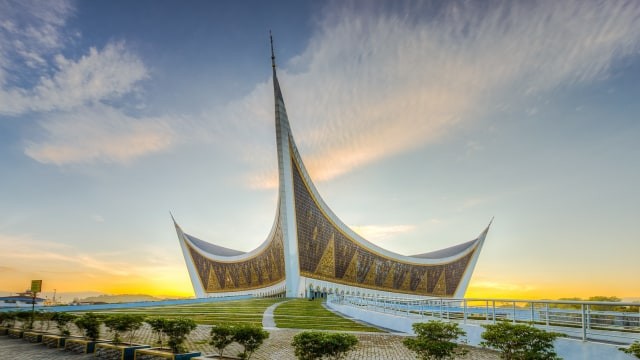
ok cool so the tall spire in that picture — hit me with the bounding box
[270,30,276,69]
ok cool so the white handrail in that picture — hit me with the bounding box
[328,294,640,345]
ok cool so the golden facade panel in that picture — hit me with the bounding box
[292,156,474,297]
[185,221,286,293]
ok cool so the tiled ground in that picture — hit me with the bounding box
[0,326,500,359]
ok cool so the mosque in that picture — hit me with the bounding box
[173,36,491,299]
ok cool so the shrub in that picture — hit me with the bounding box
[292,331,358,360]
[0,311,16,328]
[146,317,168,347]
[323,333,358,360]
[15,311,32,330]
[52,312,76,336]
[34,310,55,331]
[292,331,326,360]
[164,318,197,354]
[210,324,236,358]
[75,313,102,341]
[480,322,562,360]
[621,341,640,359]
[403,321,468,360]
[104,314,145,345]
[233,324,269,360]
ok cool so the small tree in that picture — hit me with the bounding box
[233,324,269,360]
[210,324,236,358]
[323,333,358,360]
[146,317,168,347]
[403,321,468,360]
[15,311,32,330]
[74,313,102,342]
[621,341,640,359]
[480,322,562,360]
[164,318,197,353]
[292,331,326,360]
[123,314,145,345]
[104,314,145,345]
[292,331,358,360]
[35,310,55,331]
[52,312,76,336]
[0,311,16,328]
[104,315,123,344]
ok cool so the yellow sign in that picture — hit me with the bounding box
[30,280,42,293]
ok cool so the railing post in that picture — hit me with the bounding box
[492,301,496,324]
[581,304,587,341]
[486,300,489,321]
[513,301,516,324]
[531,302,535,324]
[440,299,443,319]
[464,300,467,324]
[545,303,549,328]
[446,301,450,321]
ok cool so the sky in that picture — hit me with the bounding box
[1,0,639,302]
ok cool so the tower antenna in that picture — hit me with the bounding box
[270,30,276,69]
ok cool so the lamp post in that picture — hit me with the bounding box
[30,280,42,330]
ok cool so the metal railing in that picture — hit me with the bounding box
[328,294,640,345]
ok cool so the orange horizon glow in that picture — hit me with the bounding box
[3,272,638,302]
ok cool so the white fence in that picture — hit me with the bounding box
[329,294,640,345]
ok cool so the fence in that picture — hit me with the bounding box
[329,294,640,345]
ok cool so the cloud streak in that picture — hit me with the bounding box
[0,40,148,116]
[215,0,640,188]
[0,234,126,276]
[24,103,175,165]
[0,0,73,81]
[0,1,174,165]
[350,224,416,242]
[1,42,148,115]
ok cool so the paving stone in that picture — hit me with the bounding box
[1,327,500,359]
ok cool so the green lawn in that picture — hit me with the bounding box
[274,299,382,332]
[87,298,284,326]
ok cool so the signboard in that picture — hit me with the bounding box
[31,280,42,293]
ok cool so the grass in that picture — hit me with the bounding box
[274,299,382,332]
[85,298,284,326]
[74,298,385,332]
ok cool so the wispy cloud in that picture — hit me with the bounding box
[0,234,134,277]
[0,0,73,80]
[24,103,175,165]
[0,233,191,295]
[350,224,415,242]
[0,42,148,115]
[0,1,173,165]
[470,279,538,293]
[218,0,640,188]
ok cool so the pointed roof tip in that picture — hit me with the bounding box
[269,30,276,69]
[169,211,177,225]
[484,216,494,232]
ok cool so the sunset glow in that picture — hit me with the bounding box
[1,0,639,302]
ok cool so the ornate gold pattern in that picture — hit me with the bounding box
[292,154,475,296]
[185,219,286,293]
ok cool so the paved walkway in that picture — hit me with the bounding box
[262,300,290,329]
[1,329,500,359]
[0,304,501,359]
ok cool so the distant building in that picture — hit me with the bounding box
[0,291,45,308]
[174,38,491,299]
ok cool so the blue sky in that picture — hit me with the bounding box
[1,0,639,300]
